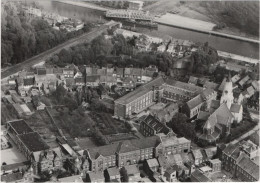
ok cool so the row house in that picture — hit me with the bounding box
[114,77,164,119]
[139,115,172,137]
[84,134,191,172]
[181,88,217,119]
[221,141,259,181]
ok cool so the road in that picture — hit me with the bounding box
[1,24,109,80]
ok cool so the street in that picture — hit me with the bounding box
[1,24,109,80]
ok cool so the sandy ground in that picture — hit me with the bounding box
[144,1,259,39]
[155,13,216,31]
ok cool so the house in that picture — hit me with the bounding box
[58,175,83,182]
[230,103,243,123]
[117,77,136,90]
[208,159,221,172]
[75,77,85,86]
[251,80,259,91]
[124,164,140,180]
[104,167,120,182]
[163,165,178,182]
[143,158,159,177]
[181,88,217,119]
[238,75,250,87]
[86,76,100,87]
[246,86,256,98]
[191,149,204,165]
[231,74,241,83]
[157,44,166,52]
[100,76,117,87]
[32,97,46,110]
[203,81,219,90]
[86,171,105,183]
[139,115,172,137]
[188,76,198,85]
[190,169,212,182]
[203,147,217,160]
[150,102,179,123]
[235,156,259,182]
[115,68,124,78]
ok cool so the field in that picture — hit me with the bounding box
[144,1,259,38]
[89,112,129,135]
[47,107,96,138]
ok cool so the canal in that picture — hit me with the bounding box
[36,0,259,59]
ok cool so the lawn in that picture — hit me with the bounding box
[89,112,129,135]
[48,107,96,138]
[1,103,18,124]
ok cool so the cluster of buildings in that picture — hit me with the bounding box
[22,6,84,32]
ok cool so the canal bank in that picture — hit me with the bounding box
[37,0,259,59]
[54,0,259,44]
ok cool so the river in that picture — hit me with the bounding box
[36,0,259,59]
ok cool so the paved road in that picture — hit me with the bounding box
[1,25,109,80]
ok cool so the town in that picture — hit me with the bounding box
[1,0,259,182]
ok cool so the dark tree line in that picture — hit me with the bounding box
[1,3,93,66]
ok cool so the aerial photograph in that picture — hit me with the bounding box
[1,0,259,182]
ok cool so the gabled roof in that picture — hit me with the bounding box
[186,94,204,109]
[188,76,198,85]
[203,81,219,90]
[87,172,104,181]
[223,143,239,156]
[107,167,120,177]
[142,115,171,135]
[197,111,210,121]
[218,78,227,92]
[23,77,35,86]
[237,156,259,180]
[146,158,159,168]
[125,164,139,175]
[210,100,220,110]
[230,103,242,113]
[86,75,100,82]
[192,149,203,159]
[191,170,212,182]
[87,143,119,160]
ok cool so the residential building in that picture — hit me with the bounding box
[190,169,212,182]
[235,156,259,181]
[143,158,159,178]
[139,115,172,137]
[191,149,204,165]
[181,88,217,119]
[163,166,178,182]
[104,167,120,182]
[86,76,100,87]
[86,171,105,183]
[208,159,221,172]
[124,164,140,180]
[238,75,250,87]
[58,175,84,182]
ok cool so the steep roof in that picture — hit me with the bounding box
[197,111,210,121]
[146,158,159,168]
[192,149,203,159]
[142,115,171,135]
[237,156,259,180]
[191,170,212,182]
[125,164,139,175]
[186,94,204,109]
[230,103,242,113]
[203,81,219,90]
[87,143,119,160]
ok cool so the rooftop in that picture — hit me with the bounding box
[115,77,164,105]
[7,119,34,135]
[191,169,212,182]
[17,132,49,152]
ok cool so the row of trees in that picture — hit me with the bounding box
[1,2,92,66]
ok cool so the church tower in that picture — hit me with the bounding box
[220,73,234,109]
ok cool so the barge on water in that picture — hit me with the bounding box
[105,9,158,29]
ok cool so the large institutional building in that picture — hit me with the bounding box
[114,76,216,119]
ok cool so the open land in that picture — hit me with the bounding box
[144,0,259,39]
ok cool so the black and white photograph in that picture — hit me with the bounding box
[1,0,259,182]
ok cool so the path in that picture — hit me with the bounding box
[1,23,115,80]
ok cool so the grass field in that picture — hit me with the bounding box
[89,112,129,135]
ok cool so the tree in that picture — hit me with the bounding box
[120,167,129,182]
